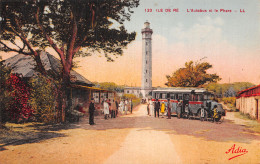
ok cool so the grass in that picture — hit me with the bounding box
[234,112,260,133]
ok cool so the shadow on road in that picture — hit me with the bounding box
[0,123,82,152]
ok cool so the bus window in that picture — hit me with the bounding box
[167,93,170,99]
[178,94,182,100]
[162,93,167,99]
[156,93,160,99]
[192,94,198,101]
[183,94,190,100]
[198,94,204,101]
[170,94,175,99]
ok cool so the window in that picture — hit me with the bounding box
[146,42,148,45]
[127,91,129,93]
[170,94,175,99]
[146,79,147,82]
[183,94,190,100]
[146,60,147,64]
[162,93,167,99]
[156,93,160,99]
[146,70,147,73]
[146,51,148,55]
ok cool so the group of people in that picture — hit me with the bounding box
[103,98,133,119]
[89,98,134,125]
[146,99,172,119]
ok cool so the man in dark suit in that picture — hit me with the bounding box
[89,98,95,125]
[154,99,160,118]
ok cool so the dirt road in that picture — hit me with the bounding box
[1,105,260,164]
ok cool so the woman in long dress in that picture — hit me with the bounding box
[161,102,165,118]
[103,100,110,119]
[124,99,128,115]
[149,99,154,116]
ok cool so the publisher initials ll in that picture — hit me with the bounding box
[225,144,248,160]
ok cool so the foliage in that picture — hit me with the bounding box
[165,61,221,87]
[29,74,59,123]
[205,82,255,97]
[5,74,33,122]
[122,94,140,108]
[0,59,12,126]
[94,82,124,92]
[0,0,139,122]
[122,94,137,100]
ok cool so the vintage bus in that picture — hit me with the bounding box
[152,88,225,120]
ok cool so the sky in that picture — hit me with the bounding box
[73,0,260,87]
[1,0,260,87]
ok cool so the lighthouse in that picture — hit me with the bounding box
[141,21,153,98]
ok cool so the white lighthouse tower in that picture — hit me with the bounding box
[141,21,153,98]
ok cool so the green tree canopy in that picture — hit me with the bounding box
[0,0,139,122]
[0,0,139,76]
[165,61,221,87]
[94,82,124,92]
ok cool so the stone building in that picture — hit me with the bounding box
[236,85,260,120]
[124,87,141,98]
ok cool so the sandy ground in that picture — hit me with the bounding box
[104,106,181,164]
[1,105,260,164]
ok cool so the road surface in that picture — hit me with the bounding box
[0,104,260,164]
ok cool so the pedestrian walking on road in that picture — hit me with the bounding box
[154,99,160,118]
[103,99,110,119]
[167,99,171,119]
[89,98,95,125]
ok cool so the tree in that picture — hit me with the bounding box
[94,82,124,92]
[165,61,221,87]
[205,82,255,97]
[0,0,139,122]
[0,57,12,127]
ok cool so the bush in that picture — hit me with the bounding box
[5,74,33,122]
[29,74,58,123]
[122,94,140,108]
[222,97,236,105]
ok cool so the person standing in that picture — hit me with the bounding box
[149,99,154,116]
[103,99,110,119]
[161,102,165,118]
[130,99,133,114]
[213,105,219,122]
[111,99,116,118]
[167,99,171,119]
[89,98,95,125]
[147,102,150,115]
[115,99,119,116]
[125,99,128,115]
[154,99,160,118]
